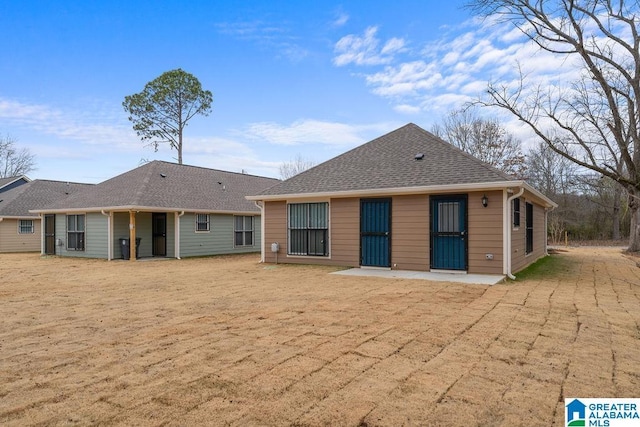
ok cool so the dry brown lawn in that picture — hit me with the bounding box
[0,247,639,426]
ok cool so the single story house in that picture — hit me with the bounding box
[31,161,280,260]
[248,123,557,278]
[0,179,92,253]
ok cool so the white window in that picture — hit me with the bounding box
[67,214,85,251]
[195,214,210,232]
[18,219,34,234]
[234,216,254,246]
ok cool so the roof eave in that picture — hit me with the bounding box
[29,205,260,215]
[248,181,557,208]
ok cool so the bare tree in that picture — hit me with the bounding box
[0,135,36,178]
[432,108,526,178]
[578,174,626,241]
[279,154,316,180]
[468,0,640,251]
[525,141,579,196]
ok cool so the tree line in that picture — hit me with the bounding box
[431,107,628,245]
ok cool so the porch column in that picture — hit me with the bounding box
[129,211,136,262]
[38,215,45,255]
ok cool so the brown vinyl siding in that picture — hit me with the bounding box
[328,198,360,266]
[263,199,360,267]
[467,191,503,274]
[391,195,429,271]
[511,211,526,273]
[263,201,287,264]
[0,218,41,253]
[511,191,548,273]
[263,189,550,276]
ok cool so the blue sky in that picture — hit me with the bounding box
[0,1,564,183]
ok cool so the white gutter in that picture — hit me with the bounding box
[247,180,557,209]
[101,210,113,260]
[254,201,265,262]
[505,187,525,280]
[175,211,185,259]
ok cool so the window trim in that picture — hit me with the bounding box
[234,215,254,247]
[195,213,210,233]
[66,214,85,251]
[287,202,329,257]
[18,219,35,234]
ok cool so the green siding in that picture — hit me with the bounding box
[136,212,153,258]
[166,214,175,258]
[179,213,260,257]
[56,213,108,258]
[53,211,259,259]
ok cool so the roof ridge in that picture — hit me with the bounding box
[30,179,93,185]
[153,160,279,181]
[279,123,415,182]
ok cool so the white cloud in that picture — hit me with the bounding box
[366,61,442,97]
[215,20,308,63]
[184,138,280,177]
[0,98,137,149]
[332,15,594,122]
[381,37,405,55]
[332,11,349,27]
[242,119,395,147]
[333,26,406,66]
[394,104,421,114]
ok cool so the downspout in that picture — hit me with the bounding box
[505,187,525,280]
[101,210,113,260]
[254,201,265,263]
[175,211,185,259]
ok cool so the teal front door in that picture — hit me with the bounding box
[360,198,391,267]
[431,195,467,270]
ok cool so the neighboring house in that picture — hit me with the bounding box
[0,175,31,193]
[248,123,557,278]
[31,161,280,260]
[0,179,92,253]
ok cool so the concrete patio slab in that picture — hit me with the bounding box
[331,267,505,285]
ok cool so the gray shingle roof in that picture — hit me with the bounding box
[254,123,515,197]
[0,180,92,217]
[36,161,280,213]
